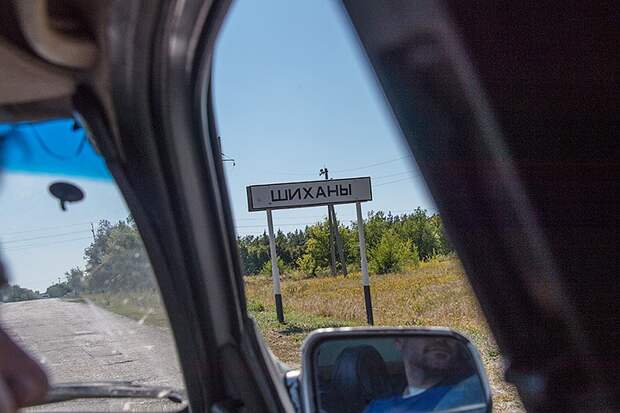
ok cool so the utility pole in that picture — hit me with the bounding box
[331,206,348,276]
[218,136,236,166]
[320,168,337,276]
[320,168,347,275]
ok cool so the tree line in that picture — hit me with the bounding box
[1,218,155,301]
[1,207,452,301]
[238,208,452,276]
[0,285,41,302]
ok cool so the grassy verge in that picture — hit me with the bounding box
[248,257,522,412]
[84,257,523,412]
[247,299,353,364]
[83,290,171,328]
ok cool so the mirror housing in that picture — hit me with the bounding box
[300,327,492,413]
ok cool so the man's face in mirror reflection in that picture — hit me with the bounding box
[395,337,459,388]
[321,336,485,413]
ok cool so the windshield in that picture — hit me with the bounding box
[212,1,522,412]
[0,120,185,412]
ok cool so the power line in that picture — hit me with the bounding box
[0,230,91,245]
[332,155,412,173]
[372,170,416,180]
[0,221,94,236]
[218,136,235,165]
[374,177,414,187]
[260,155,414,178]
[3,236,94,252]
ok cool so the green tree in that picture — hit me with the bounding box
[364,211,393,251]
[0,285,40,302]
[430,214,453,256]
[296,253,318,276]
[368,229,418,274]
[66,209,454,292]
[46,282,70,298]
[237,234,270,275]
[65,267,84,295]
[83,220,113,270]
[396,208,442,260]
[277,229,306,269]
[259,256,287,276]
[337,220,360,270]
[297,219,331,276]
[83,219,155,293]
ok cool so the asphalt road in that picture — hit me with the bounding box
[1,298,184,411]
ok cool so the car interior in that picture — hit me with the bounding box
[0,1,618,412]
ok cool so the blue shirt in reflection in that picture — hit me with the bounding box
[363,375,484,413]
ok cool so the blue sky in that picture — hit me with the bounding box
[0,0,434,291]
[214,0,434,229]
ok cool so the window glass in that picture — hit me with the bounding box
[0,120,185,412]
[213,1,523,411]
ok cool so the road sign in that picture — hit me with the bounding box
[247,177,372,211]
[246,176,374,325]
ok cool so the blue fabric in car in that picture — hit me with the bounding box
[363,375,485,413]
[321,345,392,413]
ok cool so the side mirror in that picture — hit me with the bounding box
[300,327,492,413]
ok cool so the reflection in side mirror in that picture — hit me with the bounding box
[300,328,491,413]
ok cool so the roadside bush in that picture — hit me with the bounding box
[259,256,287,276]
[394,208,451,261]
[296,221,331,276]
[297,253,318,277]
[238,234,270,275]
[369,229,418,274]
[46,283,70,298]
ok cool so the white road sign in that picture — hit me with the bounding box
[247,177,372,211]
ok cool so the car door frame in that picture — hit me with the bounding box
[74,0,294,411]
[341,1,615,411]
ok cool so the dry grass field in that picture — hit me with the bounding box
[87,256,524,412]
[246,257,522,412]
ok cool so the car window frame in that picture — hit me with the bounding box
[72,1,295,411]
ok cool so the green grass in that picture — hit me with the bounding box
[247,298,353,364]
[83,257,523,412]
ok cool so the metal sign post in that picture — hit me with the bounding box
[266,209,284,323]
[247,177,373,324]
[356,201,374,325]
[331,206,348,276]
[328,204,337,276]
[320,168,338,276]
